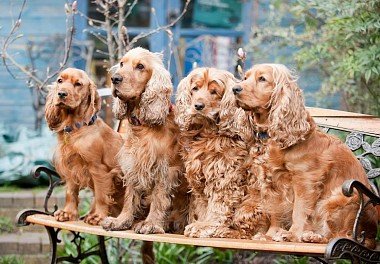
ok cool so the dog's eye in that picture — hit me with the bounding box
[192,87,198,92]
[57,78,63,83]
[210,90,217,95]
[120,62,123,67]
[258,76,266,82]
[136,63,144,70]
[244,76,247,80]
[75,82,82,86]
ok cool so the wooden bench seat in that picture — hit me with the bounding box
[23,214,327,256]
[15,89,380,263]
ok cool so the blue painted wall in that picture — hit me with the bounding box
[0,0,68,129]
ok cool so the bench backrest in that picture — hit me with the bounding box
[309,107,380,189]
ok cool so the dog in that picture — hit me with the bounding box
[175,67,269,238]
[233,63,378,248]
[45,68,124,225]
[101,47,189,234]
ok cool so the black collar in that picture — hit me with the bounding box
[63,114,98,133]
[256,131,269,140]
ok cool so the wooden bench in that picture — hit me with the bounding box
[16,91,380,263]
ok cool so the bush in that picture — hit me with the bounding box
[249,0,380,115]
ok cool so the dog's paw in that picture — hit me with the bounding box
[184,222,219,238]
[84,213,106,226]
[252,232,271,241]
[101,216,133,231]
[272,230,296,242]
[134,221,165,234]
[301,231,327,243]
[54,209,78,222]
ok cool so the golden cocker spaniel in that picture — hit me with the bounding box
[101,47,189,234]
[175,67,268,238]
[45,68,124,225]
[233,63,378,248]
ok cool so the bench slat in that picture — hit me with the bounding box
[307,107,380,136]
[26,214,326,256]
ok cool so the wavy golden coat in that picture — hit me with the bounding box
[234,64,378,247]
[175,67,269,238]
[45,68,124,225]
[101,48,189,234]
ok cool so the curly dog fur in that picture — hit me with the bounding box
[175,67,269,238]
[101,48,189,234]
[234,64,378,248]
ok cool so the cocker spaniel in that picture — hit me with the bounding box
[45,68,124,225]
[233,63,378,247]
[101,47,189,234]
[175,67,269,238]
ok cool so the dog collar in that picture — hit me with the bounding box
[256,131,269,140]
[63,114,98,133]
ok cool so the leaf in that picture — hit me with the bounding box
[359,157,373,171]
[362,142,372,152]
[367,168,380,179]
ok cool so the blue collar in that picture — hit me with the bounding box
[63,114,98,133]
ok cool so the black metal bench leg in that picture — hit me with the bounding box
[98,235,109,264]
[45,226,60,264]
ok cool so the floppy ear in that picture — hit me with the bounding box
[139,58,172,126]
[45,83,65,131]
[83,79,101,121]
[174,74,193,131]
[218,72,253,140]
[112,97,128,120]
[268,66,310,148]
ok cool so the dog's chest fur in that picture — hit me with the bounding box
[184,134,249,197]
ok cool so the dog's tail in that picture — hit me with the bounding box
[141,241,155,264]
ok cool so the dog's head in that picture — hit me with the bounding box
[111,47,172,125]
[175,67,251,137]
[45,68,100,131]
[233,64,310,148]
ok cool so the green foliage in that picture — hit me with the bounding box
[249,0,380,115]
[274,255,310,264]
[154,243,234,264]
[0,217,15,234]
[0,256,24,264]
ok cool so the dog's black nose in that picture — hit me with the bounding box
[111,74,123,85]
[194,102,205,111]
[232,86,243,95]
[58,91,68,99]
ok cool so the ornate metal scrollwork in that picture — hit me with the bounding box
[31,165,63,214]
[326,238,380,263]
[345,132,380,179]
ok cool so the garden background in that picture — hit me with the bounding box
[0,0,379,263]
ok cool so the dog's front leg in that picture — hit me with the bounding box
[54,180,79,221]
[133,184,170,234]
[101,184,139,231]
[84,167,114,225]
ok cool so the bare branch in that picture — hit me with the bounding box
[117,0,126,59]
[128,0,191,49]
[1,0,76,90]
[103,0,116,65]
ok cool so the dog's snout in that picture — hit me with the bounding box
[232,86,243,95]
[58,91,68,99]
[111,74,123,85]
[194,102,205,111]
